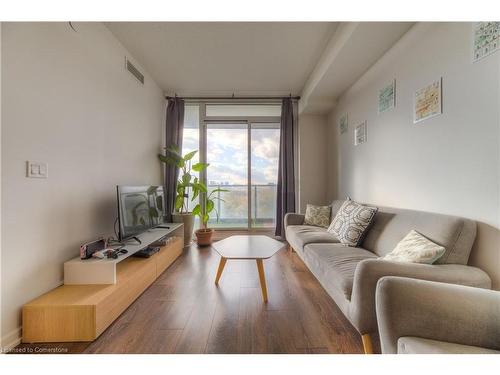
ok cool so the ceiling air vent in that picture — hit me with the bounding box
[125,57,144,84]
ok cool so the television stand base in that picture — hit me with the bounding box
[22,226,185,343]
[131,236,142,244]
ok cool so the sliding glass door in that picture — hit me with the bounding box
[206,123,249,228]
[250,124,279,228]
[182,103,281,230]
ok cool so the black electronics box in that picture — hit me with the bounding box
[133,246,160,258]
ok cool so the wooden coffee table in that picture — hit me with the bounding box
[212,235,285,303]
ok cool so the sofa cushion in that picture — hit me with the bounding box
[286,225,339,251]
[303,243,377,300]
[304,204,331,228]
[328,199,378,247]
[384,230,445,264]
[398,337,500,354]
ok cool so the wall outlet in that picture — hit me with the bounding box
[27,161,48,178]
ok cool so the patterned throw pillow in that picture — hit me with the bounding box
[304,204,331,228]
[384,230,445,264]
[327,199,378,246]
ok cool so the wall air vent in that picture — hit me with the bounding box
[125,57,144,84]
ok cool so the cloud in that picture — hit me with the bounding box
[252,129,280,162]
[183,127,279,185]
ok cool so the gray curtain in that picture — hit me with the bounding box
[164,98,185,222]
[275,98,297,237]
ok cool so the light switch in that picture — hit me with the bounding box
[27,161,48,178]
[30,164,40,175]
[38,163,48,177]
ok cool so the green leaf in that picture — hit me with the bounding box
[191,188,199,201]
[167,144,180,154]
[174,195,184,211]
[208,188,228,198]
[192,204,201,216]
[192,162,209,172]
[206,200,214,213]
[158,154,177,166]
[198,182,208,192]
[182,173,191,185]
[183,150,197,161]
[203,214,209,225]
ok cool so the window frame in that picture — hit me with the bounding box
[187,101,281,231]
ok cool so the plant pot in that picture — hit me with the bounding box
[195,228,214,247]
[172,213,195,246]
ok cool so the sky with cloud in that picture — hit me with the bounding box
[182,127,279,186]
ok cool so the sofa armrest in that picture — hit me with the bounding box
[349,259,492,334]
[284,213,305,227]
[376,276,500,353]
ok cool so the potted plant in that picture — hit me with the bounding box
[158,146,208,245]
[192,186,227,246]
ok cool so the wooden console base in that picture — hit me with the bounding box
[22,237,183,343]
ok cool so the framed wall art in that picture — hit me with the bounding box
[414,78,442,124]
[473,22,499,62]
[378,79,396,113]
[354,121,367,146]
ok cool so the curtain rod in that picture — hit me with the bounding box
[165,95,300,101]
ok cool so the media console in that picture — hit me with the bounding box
[22,223,184,343]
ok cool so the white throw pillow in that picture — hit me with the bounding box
[384,230,445,264]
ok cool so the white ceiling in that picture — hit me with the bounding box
[106,22,415,114]
[300,22,415,113]
[106,22,337,96]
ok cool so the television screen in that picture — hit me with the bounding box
[117,185,165,241]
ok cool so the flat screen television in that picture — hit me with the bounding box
[116,185,165,241]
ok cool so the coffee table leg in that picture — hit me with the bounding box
[215,257,227,285]
[256,259,268,303]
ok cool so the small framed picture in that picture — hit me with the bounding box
[354,121,367,146]
[378,79,396,113]
[473,22,499,62]
[414,78,442,124]
[339,113,348,134]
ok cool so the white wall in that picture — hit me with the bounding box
[1,22,165,347]
[297,114,328,212]
[328,23,500,289]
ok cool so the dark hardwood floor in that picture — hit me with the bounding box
[15,233,369,354]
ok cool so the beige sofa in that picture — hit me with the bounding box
[376,277,500,354]
[284,200,492,353]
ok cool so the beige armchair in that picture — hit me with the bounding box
[376,276,500,354]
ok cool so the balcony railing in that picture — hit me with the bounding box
[206,184,277,228]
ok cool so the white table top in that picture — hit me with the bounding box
[212,235,285,259]
[65,223,183,265]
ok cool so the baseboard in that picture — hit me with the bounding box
[1,326,22,353]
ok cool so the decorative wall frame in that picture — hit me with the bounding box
[378,79,396,113]
[339,113,348,134]
[414,78,442,124]
[354,121,367,146]
[473,22,499,62]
